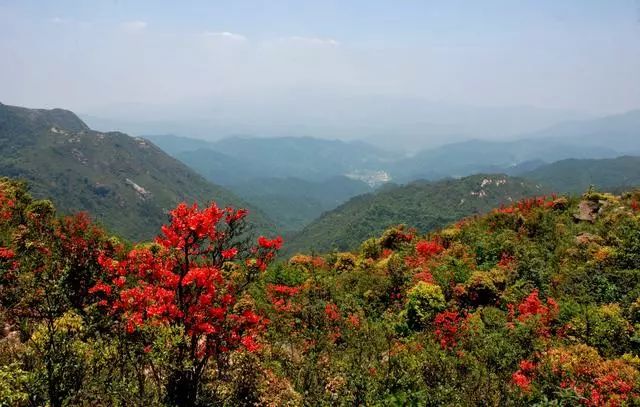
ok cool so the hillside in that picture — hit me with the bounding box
[230,176,372,232]
[521,156,640,193]
[4,172,640,405]
[0,103,274,240]
[286,174,546,254]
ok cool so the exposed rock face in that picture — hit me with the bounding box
[574,200,599,222]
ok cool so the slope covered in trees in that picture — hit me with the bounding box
[520,156,640,193]
[286,174,546,254]
[2,176,640,405]
[0,103,274,240]
[229,176,372,232]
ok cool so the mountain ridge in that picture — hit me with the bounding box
[0,103,275,240]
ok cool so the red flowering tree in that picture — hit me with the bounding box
[91,202,282,406]
[0,178,115,407]
[508,289,558,338]
[433,310,466,350]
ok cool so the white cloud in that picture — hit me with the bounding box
[50,17,67,24]
[203,31,246,41]
[121,20,148,31]
[286,36,340,46]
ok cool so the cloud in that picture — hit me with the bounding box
[203,31,246,41]
[286,36,340,46]
[121,20,148,31]
[50,17,67,24]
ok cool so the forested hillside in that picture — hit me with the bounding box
[521,156,640,193]
[2,176,640,405]
[286,174,546,254]
[229,176,372,231]
[0,103,274,240]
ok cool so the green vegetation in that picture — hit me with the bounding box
[286,174,546,254]
[3,175,640,405]
[521,156,640,193]
[229,176,372,232]
[0,103,274,241]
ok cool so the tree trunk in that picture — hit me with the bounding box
[166,368,198,407]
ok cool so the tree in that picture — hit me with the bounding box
[0,178,114,407]
[92,202,282,406]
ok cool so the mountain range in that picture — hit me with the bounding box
[146,134,398,185]
[0,103,274,240]
[149,109,640,185]
[2,102,639,249]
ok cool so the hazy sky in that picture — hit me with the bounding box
[1,1,640,123]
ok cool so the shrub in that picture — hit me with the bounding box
[405,282,446,330]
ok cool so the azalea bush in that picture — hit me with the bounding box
[2,176,640,406]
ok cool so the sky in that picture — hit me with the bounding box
[1,1,640,145]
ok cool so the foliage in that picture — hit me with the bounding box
[2,174,640,405]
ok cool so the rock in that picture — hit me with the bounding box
[575,232,603,246]
[574,200,599,222]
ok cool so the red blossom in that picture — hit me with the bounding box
[0,247,15,259]
[495,196,556,216]
[512,370,533,392]
[347,313,361,329]
[434,310,465,350]
[414,269,434,284]
[516,290,558,329]
[266,284,302,313]
[415,239,445,259]
[508,290,559,337]
[92,201,278,368]
[221,247,238,259]
[258,236,283,250]
[324,303,341,322]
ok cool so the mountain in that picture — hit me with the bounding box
[520,156,640,193]
[146,134,398,184]
[0,103,274,240]
[394,138,619,182]
[522,109,640,154]
[144,135,391,233]
[139,134,214,155]
[82,93,590,152]
[229,176,373,232]
[286,174,546,254]
[393,109,640,182]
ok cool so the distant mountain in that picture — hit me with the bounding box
[141,134,214,155]
[229,176,373,232]
[520,156,640,193]
[82,93,590,152]
[394,138,619,182]
[0,103,275,240]
[146,134,399,185]
[522,109,640,154]
[286,174,546,254]
[394,109,640,182]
